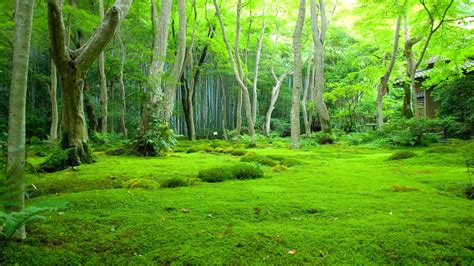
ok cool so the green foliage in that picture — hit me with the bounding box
[160,177,189,188]
[29,136,42,145]
[0,200,67,241]
[383,118,446,146]
[231,149,247,156]
[131,117,177,157]
[90,132,123,145]
[121,178,160,189]
[39,148,76,173]
[232,163,264,180]
[388,151,417,161]
[312,132,335,145]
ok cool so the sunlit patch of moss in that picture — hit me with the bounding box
[121,178,160,189]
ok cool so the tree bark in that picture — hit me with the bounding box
[214,0,256,146]
[264,70,289,136]
[98,0,108,133]
[117,31,127,138]
[310,0,331,132]
[50,59,59,142]
[376,12,401,129]
[141,0,171,135]
[251,0,266,123]
[291,0,305,149]
[6,0,35,240]
[302,62,311,137]
[163,0,186,122]
[47,0,133,169]
[219,75,228,140]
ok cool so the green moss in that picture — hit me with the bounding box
[392,184,419,192]
[388,151,417,160]
[231,149,247,156]
[121,178,160,189]
[271,165,289,172]
[240,154,278,166]
[280,158,301,167]
[231,163,264,180]
[198,167,234,183]
[160,177,189,188]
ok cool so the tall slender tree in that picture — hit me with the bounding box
[98,0,108,133]
[291,0,305,149]
[6,0,35,240]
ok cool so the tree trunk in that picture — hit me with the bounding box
[236,90,242,137]
[117,31,127,138]
[264,71,289,136]
[98,0,108,133]
[302,62,311,137]
[50,59,59,142]
[376,11,401,129]
[83,78,98,132]
[310,0,331,132]
[163,0,186,122]
[251,0,266,123]
[46,0,133,170]
[291,0,305,149]
[219,75,228,140]
[141,0,171,136]
[6,0,35,240]
[214,0,256,146]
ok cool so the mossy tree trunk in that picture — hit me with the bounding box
[6,0,35,240]
[46,0,133,169]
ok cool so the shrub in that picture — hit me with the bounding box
[312,132,335,145]
[388,151,417,160]
[198,167,234,183]
[187,177,202,186]
[392,184,419,192]
[272,165,289,172]
[39,148,76,172]
[231,163,264,180]
[29,136,42,145]
[90,132,122,145]
[160,177,189,188]
[240,154,278,167]
[121,178,160,189]
[187,148,198,154]
[129,116,177,156]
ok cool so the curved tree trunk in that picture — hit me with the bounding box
[302,62,311,137]
[310,0,331,132]
[376,11,401,130]
[264,71,288,136]
[117,31,127,138]
[291,0,305,149]
[6,0,35,240]
[251,0,266,123]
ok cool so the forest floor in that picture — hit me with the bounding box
[1,139,474,264]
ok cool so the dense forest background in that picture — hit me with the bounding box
[0,0,472,143]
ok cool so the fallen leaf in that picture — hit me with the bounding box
[288,250,297,255]
[181,208,190,213]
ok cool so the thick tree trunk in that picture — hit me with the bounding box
[291,0,305,149]
[50,59,59,142]
[310,0,331,132]
[117,32,127,138]
[46,0,133,169]
[376,12,401,129]
[6,0,35,240]
[83,78,98,132]
[141,0,171,135]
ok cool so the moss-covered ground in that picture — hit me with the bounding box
[2,140,473,264]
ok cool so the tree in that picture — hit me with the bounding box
[46,0,133,169]
[214,0,256,147]
[6,0,35,240]
[98,0,108,133]
[291,0,305,149]
[49,60,58,142]
[117,31,127,138]
[310,0,331,132]
[376,2,401,129]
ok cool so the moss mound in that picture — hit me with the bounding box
[160,177,189,188]
[198,163,264,183]
[392,184,419,192]
[388,151,417,160]
[271,165,289,172]
[121,178,160,189]
[240,155,278,167]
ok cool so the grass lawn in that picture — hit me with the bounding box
[2,140,473,264]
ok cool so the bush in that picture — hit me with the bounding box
[388,151,417,160]
[240,155,278,167]
[272,165,289,172]
[90,132,122,145]
[187,148,198,154]
[231,163,264,180]
[160,177,189,188]
[39,148,76,172]
[382,118,453,146]
[280,158,301,167]
[29,136,42,145]
[121,178,160,189]
[312,132,335,145]
[129,116,177,156]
